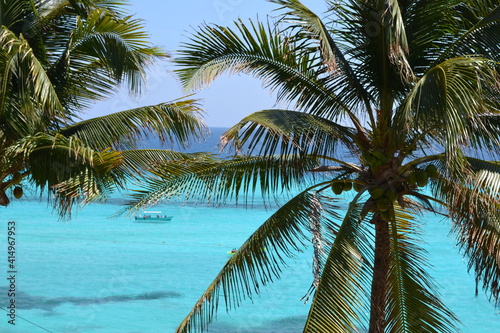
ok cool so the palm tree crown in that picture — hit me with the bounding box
[131,0,500,332]
[0,0,207,215]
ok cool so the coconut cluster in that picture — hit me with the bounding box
[330,164,439,217]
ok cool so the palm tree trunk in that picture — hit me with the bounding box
[369,214,390,333]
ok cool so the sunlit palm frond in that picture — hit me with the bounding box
[176,190,340,333]
[386,206,459,332]
[398,56,498,174]
[48,6,166,111]
[272,0,340,72]
[175,19,355,122]
[221,109,356,157]
[337,0,413,105]
[8,133,125,216]
[439,1,500,63]
[271,0,375,117]
[117,149,205,179]
[126,154,322,213]
[0,27,65,134]
[58,98,207,150]
[467,158,500,195]
[304,200,373,333]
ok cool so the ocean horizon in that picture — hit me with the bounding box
[1,127,499,332]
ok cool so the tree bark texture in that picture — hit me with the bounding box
[369,214,390,333]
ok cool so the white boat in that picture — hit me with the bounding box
[134,211,172,223]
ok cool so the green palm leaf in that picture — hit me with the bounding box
[221,109,356,157]
[58,98,207,150]
[176,190,341,333]
[386,206,459,333]
[175,19,356,123]
[126,154,321,213]
[304,200,373,332]
[0,27,65,134]
[8,133,123,216]
[438,2,500,63]
[432,159,500,302]
[117,149,205,178]
[398,56,498,174]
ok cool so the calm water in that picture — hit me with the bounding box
[0,128,499,332]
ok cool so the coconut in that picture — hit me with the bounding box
[343,181,353,191]
[353,182,364,192]
[416,170,428,187]
[385,190,398,202]
[332,182,344,195]
[406,171,417,186]
[380,210,392,221]
[426,164,438,178]
[369,187,385,200]
[13,186,23,199]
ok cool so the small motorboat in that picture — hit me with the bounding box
[134,211,172,223]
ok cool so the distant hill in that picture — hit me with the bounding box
[138,127,231,155]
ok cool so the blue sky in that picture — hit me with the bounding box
[86,0,320,127]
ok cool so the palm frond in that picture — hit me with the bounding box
[271,0,375,119]
[48,6,167,111]
[8,132,125,217]
[58,98,207,150]
[175,19,356,123]
[432,164,500,302]
[304,200,373,332]
[0,27,65,135]
[438,1,500,63]
[176,190,341,333]
[125,154,322,213]
[117,149,206,178]
[221,109,356,158]
[386,206,459,332]
[398,56,499,174]
[272,0,340,72]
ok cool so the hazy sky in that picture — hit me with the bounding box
[84,1,275,127]
[86,0,323,127]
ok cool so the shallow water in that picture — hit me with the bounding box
[1,193,499,333]
[1,128,499,332]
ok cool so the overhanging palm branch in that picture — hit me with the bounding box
[126,154,322,213]
[304,200,373,333]
[385,206,458,333]
[58,97,206,150]
[432,159,500,302]
[176,190,341,333]
[221,109,356,157]
[8,133,123,216]
[117,149,205,178]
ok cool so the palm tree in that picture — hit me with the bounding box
[130,0,500,332]
[0,0,206,215]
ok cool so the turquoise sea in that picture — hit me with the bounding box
[1,128,499,332]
